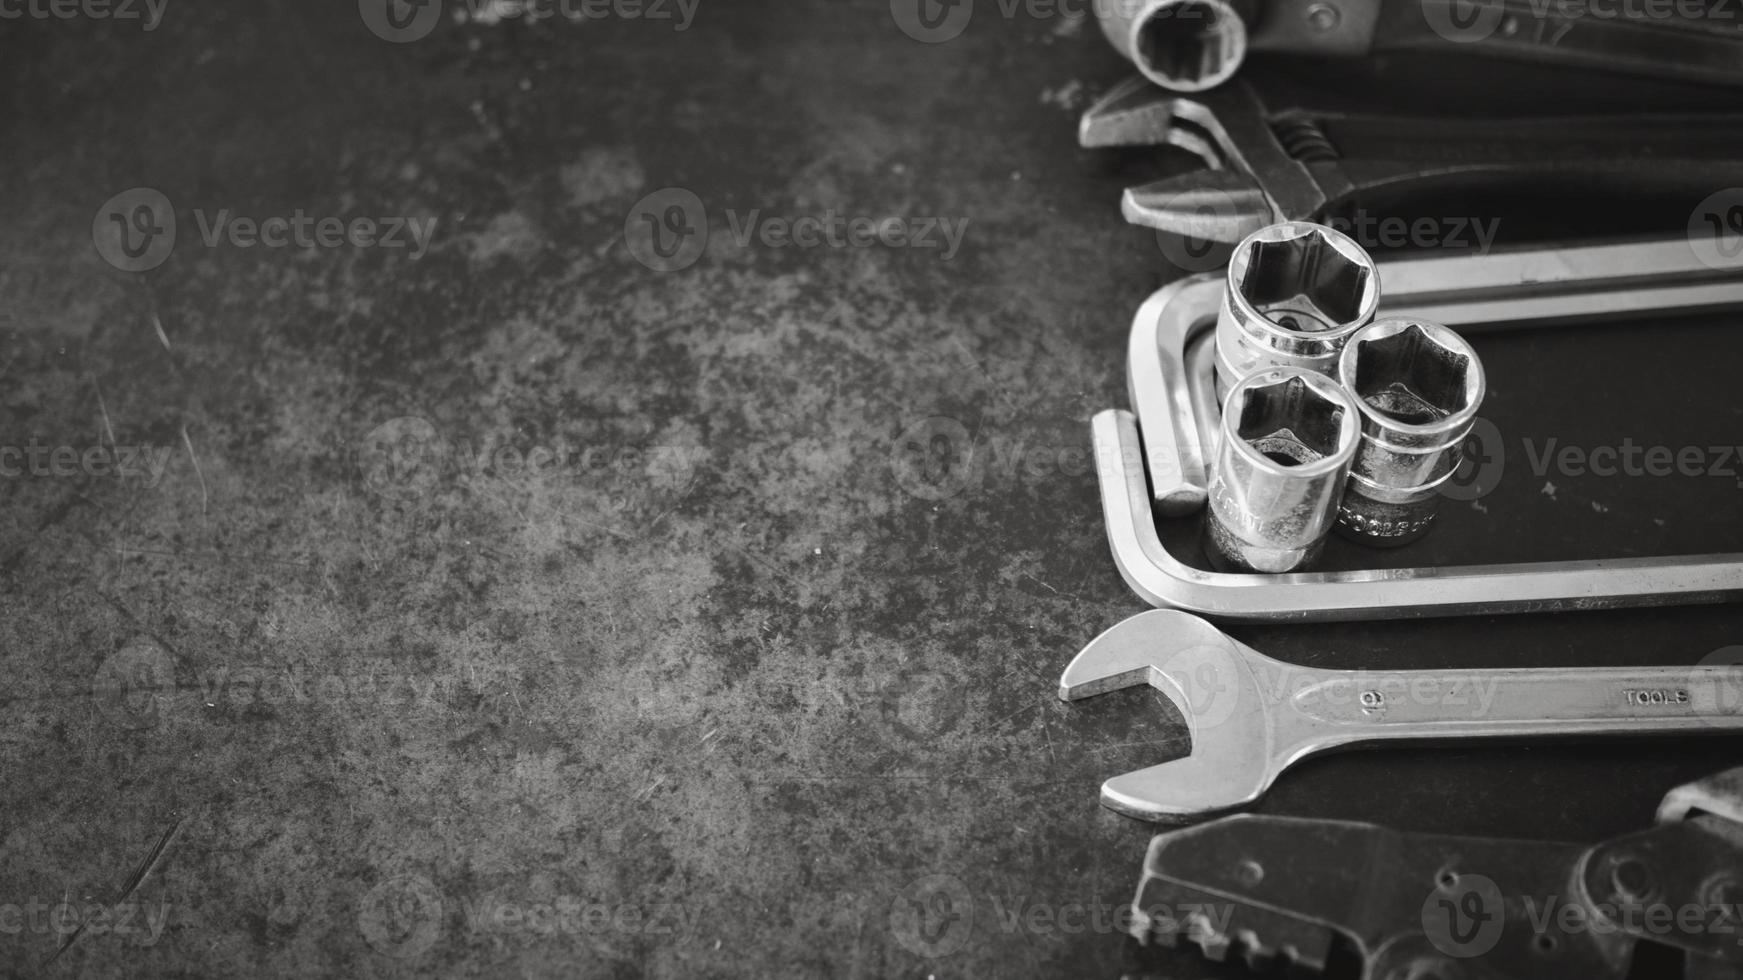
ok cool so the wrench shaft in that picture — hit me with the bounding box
[1287,667,1743,737]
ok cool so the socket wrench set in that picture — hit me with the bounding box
[1065,224,1743,976]
[1060,8,1743,974]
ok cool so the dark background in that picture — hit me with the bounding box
[2,1,1741,977]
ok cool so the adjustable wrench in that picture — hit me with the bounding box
[1058,610,1743,821]
[1081,75,1743,243]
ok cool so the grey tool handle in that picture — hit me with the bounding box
[1289,667,1743,738]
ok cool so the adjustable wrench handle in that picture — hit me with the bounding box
[1287,667,1743,739]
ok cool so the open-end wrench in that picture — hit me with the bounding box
[1058,609,1743,821]
[1081,75,1743,242]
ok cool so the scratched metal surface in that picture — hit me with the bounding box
[2,2,1742,978]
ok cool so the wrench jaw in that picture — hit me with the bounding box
[1058,610,1287,822]
[1102,754,1278,824]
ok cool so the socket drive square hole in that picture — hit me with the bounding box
[1136,0,1243,92]
[1240,231,1372,333]
[1234,375,1348,467]
[1352,323,1473,426]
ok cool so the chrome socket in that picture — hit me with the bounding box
[1205,367,1362,573]
[1215,222,1379,401]
[1335,318,1486,547]
[1097,0,1254,93]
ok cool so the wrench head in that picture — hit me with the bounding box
[1059,610,1282,822]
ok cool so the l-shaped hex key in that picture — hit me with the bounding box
[1094,409,1743,621]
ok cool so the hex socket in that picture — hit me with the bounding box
[1215,222,1379,402]
[1205,368,1362,573]
[1335,318,1486,547]
[1097,0,1254,93]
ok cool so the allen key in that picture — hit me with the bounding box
[1095,410,1743,621]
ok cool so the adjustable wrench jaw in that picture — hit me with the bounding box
[1080,76,1330,240]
